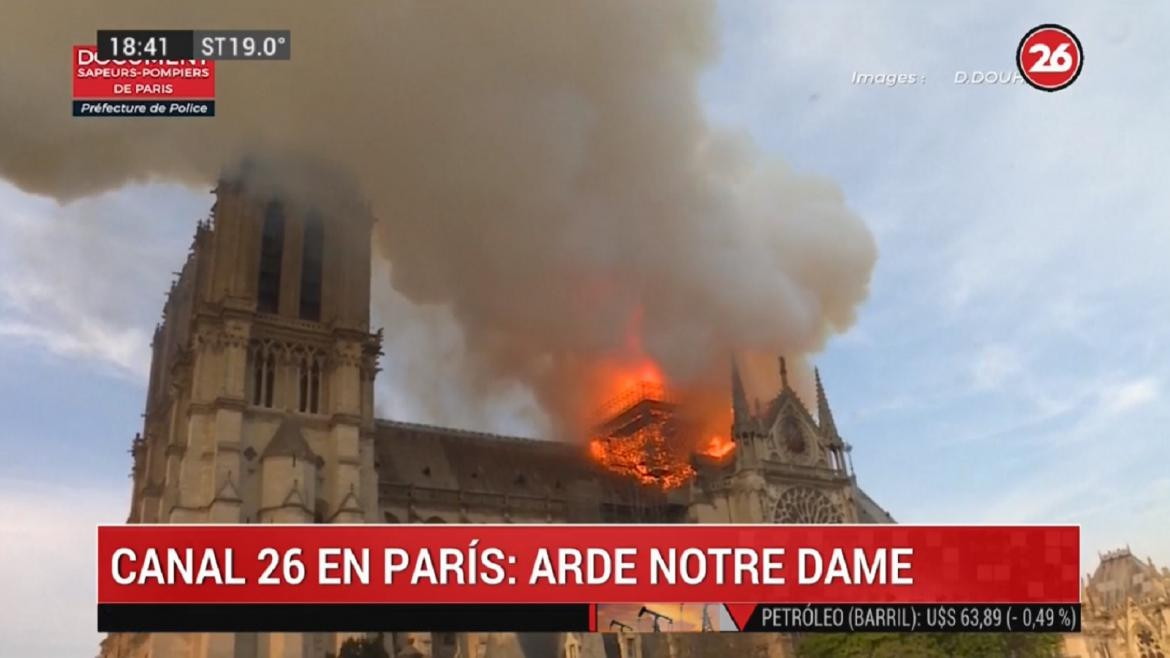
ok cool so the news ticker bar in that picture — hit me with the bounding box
[97,603,1080,634]
[96,30,291,60]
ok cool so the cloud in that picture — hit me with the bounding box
[0,319,148,379]
[0,478,125,658]
[370,260,550,437]
[970,344,1023,391]
[1,0,880,443]
[0,181,201,379]
[1099,377,1159,415]
[704,0,1170,570]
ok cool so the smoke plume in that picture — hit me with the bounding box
[0,1,876,439]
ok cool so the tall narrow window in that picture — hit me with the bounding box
[263,352,276,407]
[298,359,309,412]
[251,350,264,405]
[309,358,321,412]
[250,344,278,408]
[299,212,324,321]
[257,202,285,314]
[297,353,322,414]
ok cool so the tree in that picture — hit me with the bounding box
[325,633,391,658]
[796,633,1064,658]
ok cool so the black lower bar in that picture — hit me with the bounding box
[741,603,1080,633]
[99,602,1079,634]
[98,603,592,633]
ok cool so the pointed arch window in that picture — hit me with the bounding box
[257,202,285,314]
[297,352,323,414]
[299,212,324,321]
[249,343,277,408]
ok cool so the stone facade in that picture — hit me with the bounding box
[1063,549,1170,658]
[101,176,892,658]
[102,172,383,658]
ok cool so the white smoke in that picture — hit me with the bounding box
[0,0,876,437]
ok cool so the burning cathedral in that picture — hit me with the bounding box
[100,171,893,658]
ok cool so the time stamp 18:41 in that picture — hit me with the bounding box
[96,30,292,61]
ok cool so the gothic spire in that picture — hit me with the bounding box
[778,355,789,390]
[731,358,750,423]
[815,367,839,439]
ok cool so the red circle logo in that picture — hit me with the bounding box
[1017,24,1083,91]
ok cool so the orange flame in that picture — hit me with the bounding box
[699,434,735,459]
[583,308,734,488]
[588,430,695,490]
[586,369,704,489]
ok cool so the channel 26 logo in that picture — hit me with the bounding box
[1017,24,1083,91]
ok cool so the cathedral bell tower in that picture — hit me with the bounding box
[119,163,382,658]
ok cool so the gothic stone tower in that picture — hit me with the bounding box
[111,166,383,658]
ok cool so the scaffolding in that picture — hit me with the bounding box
[589,382,694,490]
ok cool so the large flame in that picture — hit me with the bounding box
[586,355,735,489]
[588,430,695,490]
[582,309,736,488]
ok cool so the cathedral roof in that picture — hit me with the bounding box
[373,419,689,521]
[854,487,896,523]
[1087,548,1169,609]
[760,386,816,431]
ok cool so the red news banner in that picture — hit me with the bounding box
[97,525,1080,633]
[72,45,214,117]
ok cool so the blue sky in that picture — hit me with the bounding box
[699,1,1169,552]
[1,2,1168,655]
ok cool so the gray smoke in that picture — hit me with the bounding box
[0,0,876,438]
